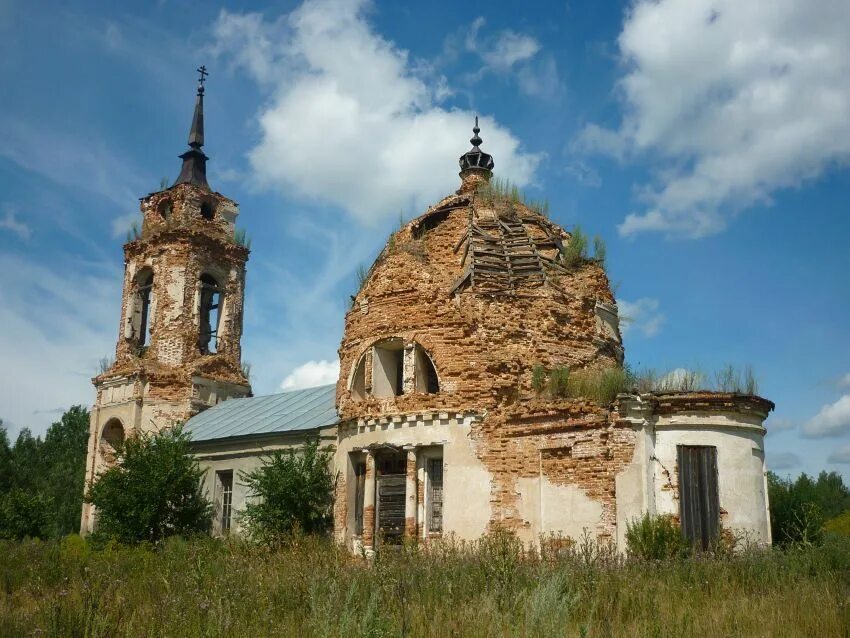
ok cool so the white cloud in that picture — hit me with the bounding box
[618,297,665,338]
[0,208,31,240]
[802,394,850,438]
[467,17,541,70]
[280,359,340,391]
[765,417,796,433]
[769,451,802,471]
[0,253,120,438]
[110,212,140,239]
[828,445,850,465]
[579,0,850,238]
[211,1,541,224]
[564,159,602,188]
[464,17,560,99]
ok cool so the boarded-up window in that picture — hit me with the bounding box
[217,470,233,533]
[677,445,719,550]
[427,457,444,533]
[353,460,366,536]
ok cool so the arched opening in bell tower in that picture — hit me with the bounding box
[198,273,223,354]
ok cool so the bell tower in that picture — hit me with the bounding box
[81,68,251,533]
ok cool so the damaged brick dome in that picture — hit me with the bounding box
[336,130,623,423]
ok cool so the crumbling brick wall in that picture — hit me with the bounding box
[336,184,627,538]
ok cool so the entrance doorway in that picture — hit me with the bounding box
[677,445,720,550]
[376,453,406,544]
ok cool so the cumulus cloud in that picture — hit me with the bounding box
[769,451,802,471]
[211,1,541,224]
[280,359,340,391]
[617,297,665,338]
[578,0,850,238]
[827,445,850,465]
[0,208,31,240]
[464,17,561,99]
[802,394,850,438]
[0,254,120,437]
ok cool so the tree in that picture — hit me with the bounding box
[0,408,90,539]
[86,426,211,543]
[768,470,850,545]
[239,437,335,544]
[39,406,90,536]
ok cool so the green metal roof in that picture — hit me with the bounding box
[185,384,338,443]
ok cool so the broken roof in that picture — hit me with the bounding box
[185,384,338,443]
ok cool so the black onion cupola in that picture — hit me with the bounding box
[174,66,210,190]
[458,117,495,192]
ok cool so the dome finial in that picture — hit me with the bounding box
[458,116,494,192]
[471,116,483,147]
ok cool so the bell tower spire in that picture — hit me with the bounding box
[174,66,210,189]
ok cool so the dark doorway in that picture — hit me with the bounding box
[376,453,406,544]
[677,445,720,550]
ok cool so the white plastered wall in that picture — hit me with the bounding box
[335,412,490,547]
[652,417,770,544]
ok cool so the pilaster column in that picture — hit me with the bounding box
[362,450,376,551]
[404,446,417,539]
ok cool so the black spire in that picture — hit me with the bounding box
[174,66,210,189]
[459,116,494,173]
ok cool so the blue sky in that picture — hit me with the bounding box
[1,0,849,479]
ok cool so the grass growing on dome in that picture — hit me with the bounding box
[475,177,550,217]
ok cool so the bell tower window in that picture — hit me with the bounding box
[199,274,223,354]
[127,269,154,352]
[200,201,215,220]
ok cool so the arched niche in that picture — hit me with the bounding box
[99,418,125,467]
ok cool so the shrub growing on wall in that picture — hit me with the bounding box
[85,426,211,543]
[239,437,335,544]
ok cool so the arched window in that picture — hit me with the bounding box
[372,338,404,398]
[126,269,154,350]
[350,353,367,401]
[200,201,215,220]
[414,344,439,394]
[99,418,125,467]
[353,339,440,399]
[199,274,223,354]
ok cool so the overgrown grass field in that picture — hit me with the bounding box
[2,533,849,637]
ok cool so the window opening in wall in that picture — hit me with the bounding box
[677,445,719,551]
[376,454,406,544]
[217,470,233,533]
[200,201,215,220]
[136,271,154,348]
[199,274,222,354]
[414,345,439,394]
[99,419,125,467]
[427,457,444,533]
[372,340,404,398]
[350,354,366,401]
[158,199,172,220]
[353,459,366,536]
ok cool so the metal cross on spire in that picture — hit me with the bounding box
[196,65,208,95]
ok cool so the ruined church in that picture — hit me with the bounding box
[81,72,774,552]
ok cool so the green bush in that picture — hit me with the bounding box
[85,426,211,544]
[561,226,588,268]
[547,367,571,397]
[625,513,688,560]
[825,510,850,537]
[768,470,850,546]
[531,364,547,394]
[239,437,335,544]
